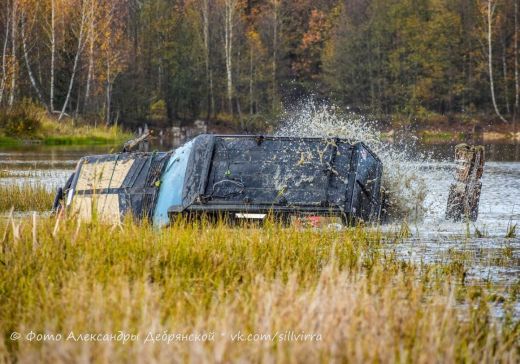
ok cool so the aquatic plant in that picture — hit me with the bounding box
[505,221,517,239]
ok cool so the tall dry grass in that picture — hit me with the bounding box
[0,184,54,212]
[0,216,518,363]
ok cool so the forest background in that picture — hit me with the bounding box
[1,0,519,135]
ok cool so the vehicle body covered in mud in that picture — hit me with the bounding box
[57,135,383,226]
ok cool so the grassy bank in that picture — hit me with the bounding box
[0,124,131,147]
[0,217,517,362]
[0,103,132,146]
[38,116,132,146]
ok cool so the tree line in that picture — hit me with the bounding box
[0,0,519,128]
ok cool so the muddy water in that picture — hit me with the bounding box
[375,144,520,300]
[1,141,519,315]
[1,143,519,228]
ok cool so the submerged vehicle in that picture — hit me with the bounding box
[53,134,383,226]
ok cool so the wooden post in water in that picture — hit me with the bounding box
[122,129,151,152]
[446,144,485,221]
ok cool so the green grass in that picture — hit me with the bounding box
[42,135,127,146]
[0,103,132,147]
[0,136,20,146]
[0,216,517,362]
[419,130,465,142]
[0,129,130,147]
[0,184,54,212]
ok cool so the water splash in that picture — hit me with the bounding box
[275,102,429,221]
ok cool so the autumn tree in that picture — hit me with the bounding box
[1,0,520,128]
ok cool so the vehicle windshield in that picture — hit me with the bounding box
[153,140,194,227]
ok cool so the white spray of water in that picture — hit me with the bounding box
[275,102,430,221]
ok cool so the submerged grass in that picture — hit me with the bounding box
[0,184,54,212]
[0,216,518,362]
[506,221,517,239]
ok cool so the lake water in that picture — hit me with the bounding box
[1,140,518,316]
[385,142,520,292]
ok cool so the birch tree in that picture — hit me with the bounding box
[485,0,508,123]
[502,35,509,114]
[199,0,213,118]
[83,0,97,112]
[515,0,519,112]
[98,0,128,124]
[49,0,56,112]
[8,0,18,107]
[20,0,49,109]
[270,0,280,113]
[223,0,238,115]
[58,0,89,120]
[21,13,48,109]
[0,2,11,105]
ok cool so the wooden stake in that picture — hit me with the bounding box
[446,144,485,222]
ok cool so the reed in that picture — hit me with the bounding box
[0,216,517,363]
[0,183,54,212]
[506,222,517,239]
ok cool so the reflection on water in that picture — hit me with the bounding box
[0,145,115,189]
[385,236,520,284]
[415,142,520,162]
[403,160,520,237]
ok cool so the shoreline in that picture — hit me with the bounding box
[2,131,519,148]
[379,130,520,144]
[0,135,130,147]
[2,115,520,148]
